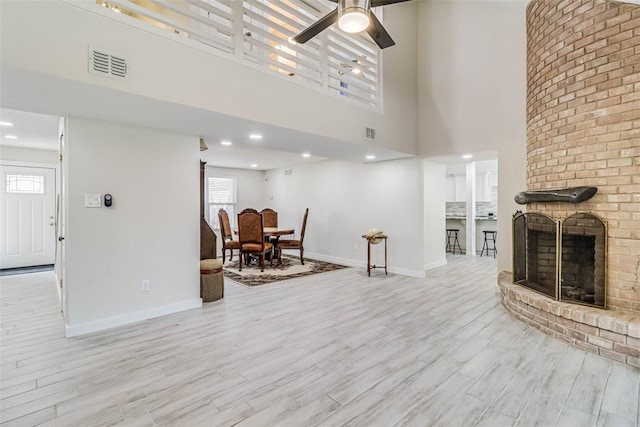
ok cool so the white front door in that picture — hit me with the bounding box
[0,165,56,269]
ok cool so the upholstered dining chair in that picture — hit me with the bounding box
[237,208,273,272]
[277,208,308,265]
[260,208,278,228]
[218,209,240,264]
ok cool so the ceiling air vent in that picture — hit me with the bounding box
[88,46,128,80]
[365,127,376,140]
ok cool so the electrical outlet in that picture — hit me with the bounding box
[141,280,150,292]
[353,243,358,252]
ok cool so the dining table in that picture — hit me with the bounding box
[264,227,294,264]
[235,227,295,266]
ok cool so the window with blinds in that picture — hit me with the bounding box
[96,0,380,107]
[207,177,237,230]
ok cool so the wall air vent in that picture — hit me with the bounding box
[365,127,376,140]
[88,46,128,80]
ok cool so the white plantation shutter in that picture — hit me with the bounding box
[96,0,380,107]
[242,0,379,106]
[207,177,237,229]
[101,0,234,53]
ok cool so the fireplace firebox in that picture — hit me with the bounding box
[512,211,606,309]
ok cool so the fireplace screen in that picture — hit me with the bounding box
[561,213,606,307]
[513,212,559,299]
[512,211,606,309]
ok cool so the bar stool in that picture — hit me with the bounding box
[481,230,497,258]
[446,229,463,254]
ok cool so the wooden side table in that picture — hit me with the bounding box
[361,234,388,276]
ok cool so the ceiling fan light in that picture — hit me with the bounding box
[338,0,370,33]
[338,11,369,33]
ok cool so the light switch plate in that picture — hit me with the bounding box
[84,194,102,208]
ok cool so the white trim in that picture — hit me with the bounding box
[304,251,426,278]
[0,160,58,170]
[424,258,447,271]
[65,298,203,337]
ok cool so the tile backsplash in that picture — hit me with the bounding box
[446,202,497,218]
[477,202,497,218]
[446,202,466,217]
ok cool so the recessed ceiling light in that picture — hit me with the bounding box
[302,153,311,158]
[366,154,375,160]
[250,163,258,168]
[4,135,17,140]
[462,154,473,159]
[220,140,232,146]
[0,121,13,127]
[249,134,262,140]
[352,68,361,74]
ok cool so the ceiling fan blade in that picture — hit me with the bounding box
[292,8,339,44]
[371,0,412,6]
[366,12,395,49]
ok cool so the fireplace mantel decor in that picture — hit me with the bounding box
[514,186,597,205]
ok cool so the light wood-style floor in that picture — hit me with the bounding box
[1,255,638,426]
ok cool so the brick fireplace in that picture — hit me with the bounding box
[498,0,640,367]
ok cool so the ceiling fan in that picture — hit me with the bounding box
[292,0,412,49]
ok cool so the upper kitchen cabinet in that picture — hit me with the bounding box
[446,174,467,202]
[446,171,497,202]
[476,171,498,202]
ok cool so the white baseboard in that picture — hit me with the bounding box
[424,258,448,271]
[305,252,426,279]
[65,299,202,337]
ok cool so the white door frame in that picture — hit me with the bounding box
[57,119,67,317]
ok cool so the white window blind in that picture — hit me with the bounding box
[207,177,237,229]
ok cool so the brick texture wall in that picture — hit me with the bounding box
[526,0,640,315]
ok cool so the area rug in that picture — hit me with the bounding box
[222,255,349,287]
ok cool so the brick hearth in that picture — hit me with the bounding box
[499,272,640,367]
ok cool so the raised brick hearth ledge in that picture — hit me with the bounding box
[498,272,640,369]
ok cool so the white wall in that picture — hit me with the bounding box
[417,1,527,273]
[264,158,425,277]
[0,0,418,157]
[64,117,200,336]
[0,146,58,164]
[423,160,447,270]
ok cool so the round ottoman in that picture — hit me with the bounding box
[200,259,224,302]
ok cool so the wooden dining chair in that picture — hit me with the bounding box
[260,208,278,228]
[237,208,273,272]
[277,208,308,265]
[218,209,240,264]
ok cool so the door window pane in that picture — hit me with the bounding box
[6,174,45,194]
